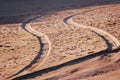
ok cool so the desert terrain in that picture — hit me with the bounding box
[0,0,120,80]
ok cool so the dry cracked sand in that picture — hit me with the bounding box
[0,1,120,80]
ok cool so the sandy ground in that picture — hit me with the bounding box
[19,4,120,80]
[0,0,120,80]
[0,24,40,79]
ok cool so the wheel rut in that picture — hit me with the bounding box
[8,16,52,80]
[65,16,120,48]
[10,5,120,80]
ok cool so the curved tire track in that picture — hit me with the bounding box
[25,23,52,66]
[12,6,120,80]
[65,17,120,48]
[8,17,52,80]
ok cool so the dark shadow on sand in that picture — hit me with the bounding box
[0,0,120,24]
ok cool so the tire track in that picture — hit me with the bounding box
[12,5,120,80]
[63,4,120,49]
[25,23,52,67]
[12,17,120,80]
[65,16,120,48]
[55,7,120,80]
[13,47,120,80]
[8,16,52,80]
